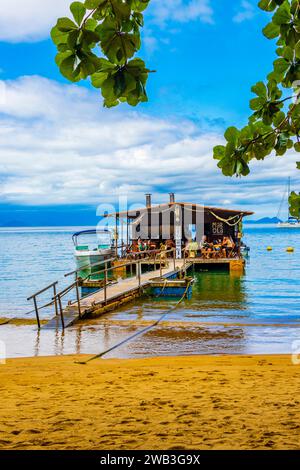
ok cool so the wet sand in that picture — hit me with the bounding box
[1,354,300,450]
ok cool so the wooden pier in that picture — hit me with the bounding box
[28,247,244,330]
[40,252,193,330]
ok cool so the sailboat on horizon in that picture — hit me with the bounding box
[277,177,300,228]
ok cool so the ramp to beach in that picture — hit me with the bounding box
[43,259,191,329]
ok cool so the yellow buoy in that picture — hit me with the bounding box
[286,247,294,253]
[267,246,273,251]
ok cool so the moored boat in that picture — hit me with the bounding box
[72,229,114,280]
[277,178,300,228]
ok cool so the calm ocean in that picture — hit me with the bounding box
[0,224,299,358]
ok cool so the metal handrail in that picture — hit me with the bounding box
[64,257,116,278]
[27,281,58,301]
[28,247,176,330]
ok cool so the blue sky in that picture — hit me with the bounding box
[0,0,299,225]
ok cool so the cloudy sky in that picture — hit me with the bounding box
[0,0,299,224]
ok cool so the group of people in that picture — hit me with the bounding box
[128,239,175,258]
[184,236,236,259]
[127,236,236,260]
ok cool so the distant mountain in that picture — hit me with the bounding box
[246,217,282,224]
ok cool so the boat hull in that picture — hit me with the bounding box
[75,250,113,280]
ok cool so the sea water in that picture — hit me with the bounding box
[0,224,299,358]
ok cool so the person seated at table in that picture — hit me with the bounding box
[212,238,223,257]
[159,241,168,260]
[200,236,212,259]
[221,236,235,257]
[185,239,198,258]
[166,239,175,250]
[150,240,158,251]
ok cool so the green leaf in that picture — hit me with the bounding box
[258,0,277,12]
[289,191,300,218]
[70,2,86,26]
[84,0,106,8]
[213,145,226,160]
[51,25,68,46]
[252,81,267,98]
[224,127,239,144]
[56,17,78,32]
[263,21,280,39]
[272,2,291,25]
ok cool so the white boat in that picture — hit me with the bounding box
[278,219,300,228]
[277,177,300,228]
[72,229,114,279]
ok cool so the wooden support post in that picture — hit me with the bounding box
[58,294,65,330]
[75,277,82,319]
[53,283,58,317]
[104,262,108,305]
[33,296,41,329]
[130,261,133,278]
[138,260,141,288]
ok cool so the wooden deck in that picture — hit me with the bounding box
[43,259,191,329]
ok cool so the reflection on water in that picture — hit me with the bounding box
[0,224,300,358]
[2,319,300,359]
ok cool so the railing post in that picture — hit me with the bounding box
[104,262,108,305]
[33,296,41,329]
[58,294,65,330]
[173,248,176,271]
[75,277,82,319]
[53,283,58,317]
[138,260,141,288]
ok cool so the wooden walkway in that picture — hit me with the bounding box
[43,259,191,329]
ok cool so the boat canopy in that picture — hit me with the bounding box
[72,229,111,246]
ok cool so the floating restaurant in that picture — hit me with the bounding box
[101,193,253,266]
[28,193,253,330]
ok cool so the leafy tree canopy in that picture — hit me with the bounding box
[52,1,300,216]
[51,0,152,108]
[213,0,300,217]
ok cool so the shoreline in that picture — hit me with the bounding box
[1,353,300,450]
[2,317,300,328]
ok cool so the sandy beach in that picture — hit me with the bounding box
[1,354,300,450]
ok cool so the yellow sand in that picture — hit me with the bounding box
[1,354,300,450]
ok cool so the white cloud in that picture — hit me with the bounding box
[0,76,299,217]
[148,0,214,27]
[0,0,70,42]
[233,1,255,23]
[0,0,214,43]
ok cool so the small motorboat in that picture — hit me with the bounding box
[73,229,114,280]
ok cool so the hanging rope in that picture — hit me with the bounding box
[75,279,192,365]
[209,211,243,227]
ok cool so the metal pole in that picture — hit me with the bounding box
[160,257,162,277]
[115,215,118,257]
[53,283,58,316]
[104,262,108,305]
[75,277,82,319]
[173,248,176,271]
[33,296,41,329]
[58,294,65,330]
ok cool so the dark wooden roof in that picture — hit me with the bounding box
[103,202,254,219]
